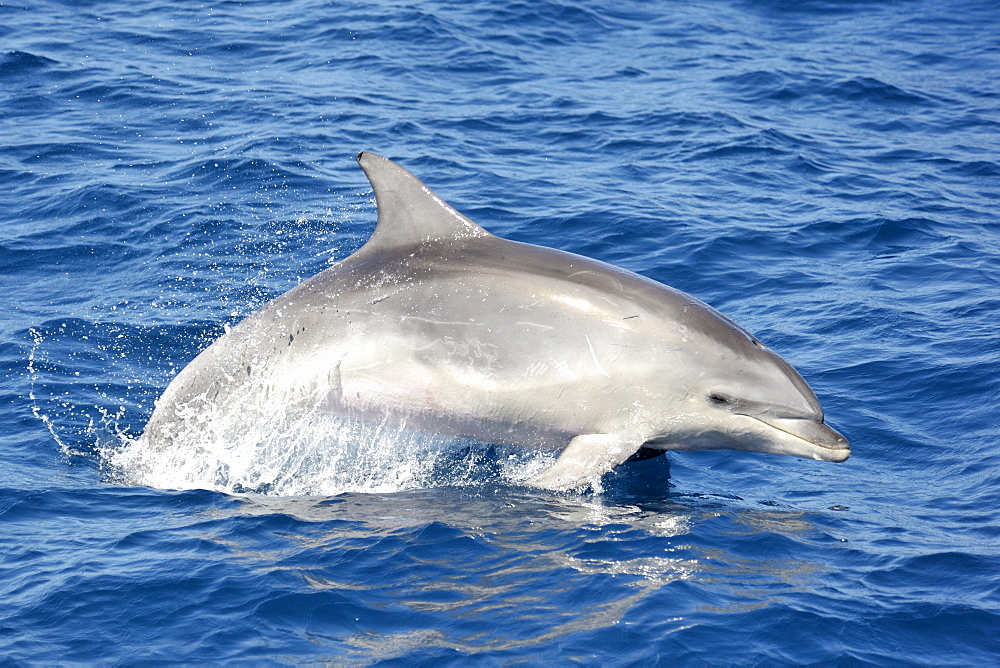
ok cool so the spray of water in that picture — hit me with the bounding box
[107,412,554,496]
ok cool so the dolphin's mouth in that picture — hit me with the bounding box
[749,414,851,462]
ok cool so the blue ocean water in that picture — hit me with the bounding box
[2,0,998,662]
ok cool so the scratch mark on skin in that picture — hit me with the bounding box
[585,334,611,379]
[524,361,550,379]
[403,315,485,327]
[517,321,555,330]
[601,319,637,332]
[623,314,639,320]
[370,286,408,305]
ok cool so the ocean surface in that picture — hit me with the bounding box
[2,0,998,663]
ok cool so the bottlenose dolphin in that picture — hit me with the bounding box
[142,152,849,490]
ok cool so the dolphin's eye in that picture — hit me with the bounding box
[708,392,733,406]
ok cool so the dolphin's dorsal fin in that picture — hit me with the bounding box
[356,152,491,253]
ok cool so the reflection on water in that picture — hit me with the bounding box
[187,482,841,656]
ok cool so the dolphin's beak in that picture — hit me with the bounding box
[751,415,851,462]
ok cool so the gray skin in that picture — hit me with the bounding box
[142,152,849,490]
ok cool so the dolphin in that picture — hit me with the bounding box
[141,152,849,490]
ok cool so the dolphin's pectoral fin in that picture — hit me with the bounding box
[527,434,643,491]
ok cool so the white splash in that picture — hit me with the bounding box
[105,408,555,497]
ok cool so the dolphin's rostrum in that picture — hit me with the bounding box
[142,152,849,490]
